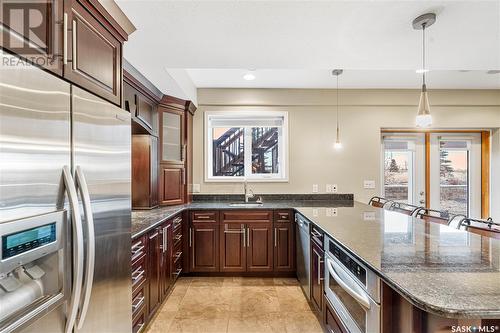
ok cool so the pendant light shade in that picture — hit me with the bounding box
[416,84,432,127]
[413,13,436,128]
[332,69,343,149]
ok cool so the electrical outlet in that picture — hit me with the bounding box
[332,184,338,193]
[364,180,376,189]
[312,184,319,193]
[363,212,376,220]
[326,208,338,217]
[192,184,201,193]
[326,184,332,193]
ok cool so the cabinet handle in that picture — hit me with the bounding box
[132,296,145,311]
[131,268,145,283]
[189,227,192,247]
[72,20,77,70]
[274,228,277,247]
[63,13,68,65]
[163,225,170,253]
[196,215,210,219]
[247,227,250,247]
[317,255,324,285]
[149,232,158,239]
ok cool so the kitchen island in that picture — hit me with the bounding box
[131,199,500,332]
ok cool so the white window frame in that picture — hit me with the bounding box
[204,111,289,182]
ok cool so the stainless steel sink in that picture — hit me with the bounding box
[229,202,263,207]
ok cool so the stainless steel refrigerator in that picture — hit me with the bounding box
[0,50,132,333]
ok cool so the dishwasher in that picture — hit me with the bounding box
[295,213,311,299]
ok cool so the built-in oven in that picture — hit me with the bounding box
[324,236,380,333]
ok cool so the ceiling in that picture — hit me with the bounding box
[116,0,500,100]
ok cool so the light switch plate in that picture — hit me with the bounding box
[326,184,332,193]
[326,208,338,217]
[313,209,319,217]
[363,180,376,189]
[312,184,319,193]
[192,184,201,193]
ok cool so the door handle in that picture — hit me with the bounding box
[74,166,95,330]
[63,13,68,65]
[72,20,77,70]
[326,258,371,309]
[61,166,84,333]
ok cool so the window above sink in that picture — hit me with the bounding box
[205,111,289,182]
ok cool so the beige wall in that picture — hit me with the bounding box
[492,129,500,221]
[193,88,500,210]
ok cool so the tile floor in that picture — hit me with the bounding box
[145,277,324,333]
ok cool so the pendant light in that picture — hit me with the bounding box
[413,13,436,128]
[332,69,343,149]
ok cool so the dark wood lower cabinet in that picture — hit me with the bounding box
[274,222,295,272]
[147,228,161,317]
[160,221,172,300]
[220,222,246,272]
[311,241,324,313]
[246,222,273,272]
[160,165,184,206]
[190,223,219,272]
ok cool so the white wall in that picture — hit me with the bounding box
[193,89,500,205]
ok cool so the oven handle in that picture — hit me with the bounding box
[326,257,371,310]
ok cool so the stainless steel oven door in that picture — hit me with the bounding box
[324,255,380,333]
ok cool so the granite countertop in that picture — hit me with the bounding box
[131,195,353,238]
[296,202,500,319]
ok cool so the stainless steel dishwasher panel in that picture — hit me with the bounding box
[295,213,310,299]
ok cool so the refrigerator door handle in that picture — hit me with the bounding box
[75,166,96,330]
[62,166,84,333]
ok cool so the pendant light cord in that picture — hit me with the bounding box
[422,23,426,87]
[336,74,339,135]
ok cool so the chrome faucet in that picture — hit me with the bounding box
[244,180,254,203]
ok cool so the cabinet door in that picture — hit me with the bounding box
[147,228,161,316]
[246,223,273,272]
[274,222,295,272]
[160,108,184,163]
[190,223,219,272]
[220,223,246,272]
[64,0,121,105]
[0,0,63,75]
[160,165,184,205]
[311,242,324,313]
[160,222,172,300]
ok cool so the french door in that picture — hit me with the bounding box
[382,132,482,218]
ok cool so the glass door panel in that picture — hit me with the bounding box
[162,111,182,161]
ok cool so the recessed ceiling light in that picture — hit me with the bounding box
[415,69,429,74]
[243,72,256,81]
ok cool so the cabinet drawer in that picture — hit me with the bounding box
[131,235,147,264]
[191,211,218,223]
[222,210,272,223]
[132,303,147,333]
[311,225,324,247]
[131,255,146,294]
[132,285,146,318]
[274,210,292,223]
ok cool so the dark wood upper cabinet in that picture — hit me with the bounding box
[160,165,184,206]
[246,222,273,272]
[274,222,295,272]
[0,0,63,75]
[64,0,122,105]
[132,135,158,209]
[189,223,219,272]
[159,106,185,164]
[220,222,246,272]
[311,241,324,313]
